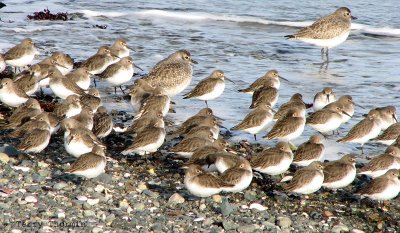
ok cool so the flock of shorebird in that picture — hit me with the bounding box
[0,7,399,205]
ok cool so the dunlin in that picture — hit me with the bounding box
[185,123,220,140]
[81,46,117,86]
[220,159,253,193]
[293,135,325,167]
[306,105,351,135]
[238,70,287,94]
[132,78,155,93]
[251,142,293,176]
[213,151,241,173]
[183,70,233,107]
[80,88,102,112]
[66,67,92,90]
[70,106,94,130]
[0,98,41,129]
[263,108,305,143]
[184,142,229,169]
[46,112,60,135]
[50,51,74,75]
[143,49,197,96]
[129,80,154,112]
[285,7,356,61]
[283,161,325,194]
[176,117,219,137]
[249,85,278,109]
[121,120,166,156]
[13,64,41,96]
[184,164,233,197]
[355,169,400,202]
[136,87,170,117]
[313,87,336,111]
[175,108,215,134]
[273,93,306,121]
[110,38,132,58]
[170,131,215,158]
[54,94,82,118]
[66,146,107,179]
[47,67,86,99]
[322,154,356,189]
[92,106,113,139]
[0,78,29,107]
[375,106,397,130]
[17,122,51,154]
[371,123,400,145]
[358,146,400,178]
[125,112,164,136]
[324,95,356,123]
[337,109,382,153]
[231,104,274,140]
[3,38,39,72]
[9,115,50,138]
[99,56,141,94]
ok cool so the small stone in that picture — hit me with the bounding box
[222,220,239,230]
[87,198,100,206]
[168,193,185,204]
[199,203,206,210]
[0,153,10,164]
[220,197,234,216]
[84,210,95,217]
[11,230,22,233]
[332,224,349,233]
[352,229,365,233]
[212,194,222,203]
[37,161,49,168]
[237,224,260,233]
[249,203,267,211]
[368,213,380,222]
[277,216,292,229]
[25,195,37,203]
[77,195,88,201]
[32,173,45,183]
[57,212,65,219]
[134,203,145,211]
[322,210,333,217]
[244,190,257,201]
[53,182,68,190]
[94,185,105,193]
[137,183,147,191]
[92,227,103,233]
[119,199,130,209]
[105,214,116,225]
[142,190,159,198]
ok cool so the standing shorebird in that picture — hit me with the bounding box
[54,95,82,118]
[355,169,400,208]
[65,146,107,179]
[263,108,306,145]
[358,146,400,178]
[231,104,274,140]
[324,95,357,124]
[0,78,29,107]
[13,64,42,96]
[66,67,92,90]
[81,46,118,86]
[183,70,233,107]
[98,56,141,94]
[238,69,288,94]
[337,109,382,154]
[0,98,42,129]
[17,122,51,154]
[285,7,356,61]
[250,142,293,176]
[322,154,356,189]
[184,164,233,197]
[3,38,39,72]
[50,51,74,75]
[306,105,351,136]
[220,159,253,193]
[110,38,132,58]
[273,93,306,121]
[283,161,325,195]
[249,85,279,109]
[292,135,325,167]
[313,87,336,111]
[143,50,197,97]
[46,67,86,99]
[375,106,397,130]
[92,106,113,139]
[371,123,400,145]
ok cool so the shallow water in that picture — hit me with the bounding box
[1,0,399,160]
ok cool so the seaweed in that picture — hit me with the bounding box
[27,8,68,21]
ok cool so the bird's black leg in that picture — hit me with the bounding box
[119,86,125,94]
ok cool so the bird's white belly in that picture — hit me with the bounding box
[323,168,356,189]
[0,90,28,107]
[350,124,381,145]
[254,156,292,175]
[300,31,350,48]
[6,53,36,67]
[243,117,273,135]
[293,174,324,194]
[309,116,342,133]
[105,68,134,86]
[223,172,253,193]
[185,179,222,197]
[50,83,75,99]
[197,82,225,101]
[365,180,400,201]
[72,161,106,179]
[65,138,93,158]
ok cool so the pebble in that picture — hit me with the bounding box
[137,183,147,191]
[53,182,68,190]
[168,193,185,204]
[77,195,88,201]
[119,199,130,209]
[249,203,267,211]
[212,194,222,203]
[87,198,100,206]
[199,203,206,210]
[0,152,10,163]
[134,203,145,211]
[84,210,95,217]
[92,227,103,233]
[95,185,105,193]
[322,210,333,217]
[25,195,38,203]
[237,224,260,233]
[244,191,257,201]
[142,190,159,198]
[277,216,292,229]
[220,197,234,216]
[222,220,239,231]
[57,212,65,219]
[331,224,349,233]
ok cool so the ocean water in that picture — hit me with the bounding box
[1,0,399,161]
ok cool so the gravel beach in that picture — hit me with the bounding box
[0,100,399,233]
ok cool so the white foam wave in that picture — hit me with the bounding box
[80,9,400,37]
